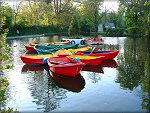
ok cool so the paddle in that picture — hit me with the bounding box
[90,47,96,54]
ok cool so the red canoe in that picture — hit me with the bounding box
[20,54,53,64]
[25,45,36,52]
[76,50,119,60]
[25,42,39,52]
[47,56,85,77]
[49,71,85,92]
[85,37,104,45]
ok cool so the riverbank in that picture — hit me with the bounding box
[6,32,68,40]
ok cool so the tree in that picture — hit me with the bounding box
[68,15,80,36]
[12,1,23,27]
[0,1,13,112]
[0,4,12,70]
[119,0,149,37]
[79,0,103,34]
[1,4,13,28]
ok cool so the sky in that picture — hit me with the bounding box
[102,0,119,12]
[3,0,119,12]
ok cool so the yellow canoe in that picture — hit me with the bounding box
[68,47,89,53]
[20,54,57,64]
[68,55,104,65]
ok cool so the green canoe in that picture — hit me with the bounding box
[35,44,79,55]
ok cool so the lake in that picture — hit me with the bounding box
[4,36,150,112]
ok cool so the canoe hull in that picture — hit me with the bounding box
[48,57,85,77]
[49,65,83,77]
[76,50,119,60]
[25,45,36,52]
[68,55,104,66]
[20,56,43,64]
[20,54,53,64]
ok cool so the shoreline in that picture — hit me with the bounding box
[6,32,68,40]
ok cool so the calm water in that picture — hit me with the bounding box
[4,36,150,112]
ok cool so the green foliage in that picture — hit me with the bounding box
[0,2,14,112]
[68,15,80,36]
[8,25,67,36]
[106,28,125,37]
[1,4,13,28]
[119,0,149,37]
[0,31,12,69]
[79,0,103,34]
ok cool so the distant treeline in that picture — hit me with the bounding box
[1,0,149,37]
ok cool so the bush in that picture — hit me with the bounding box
[7,25,68,36]
[127,27,144,37]
[106,28,125,37]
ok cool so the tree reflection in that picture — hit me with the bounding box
[141,38,150,111]
[117,37,150,112]
[87,72,101,83]
[27,70,68,112]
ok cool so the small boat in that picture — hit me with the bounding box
[25,42,69,52]
[61,38,85,46]
[85,37,104,45]
[35,44,79,54]
[68,55,104,65]
[20,54,55,64]
[54,49,104,65]
[25,45,36,52]
[47,56,85,77]
[49,71,85,92]
[25,43,49,52]
[76,50,119,60]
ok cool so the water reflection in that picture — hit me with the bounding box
[49,71,85,93]
[4,36,150,112]
[116,37,150,112]
[87,72,101,83]
[21,64,47,72]
[20,64,85,112]
[24,70,68,112]
[82,65,103,73]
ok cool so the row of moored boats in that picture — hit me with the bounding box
[20,37,119,77]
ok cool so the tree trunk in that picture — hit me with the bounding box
[0,1,2,71]
[56,0,58,13]
[59,0,61,12]
[94,6,98,33]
